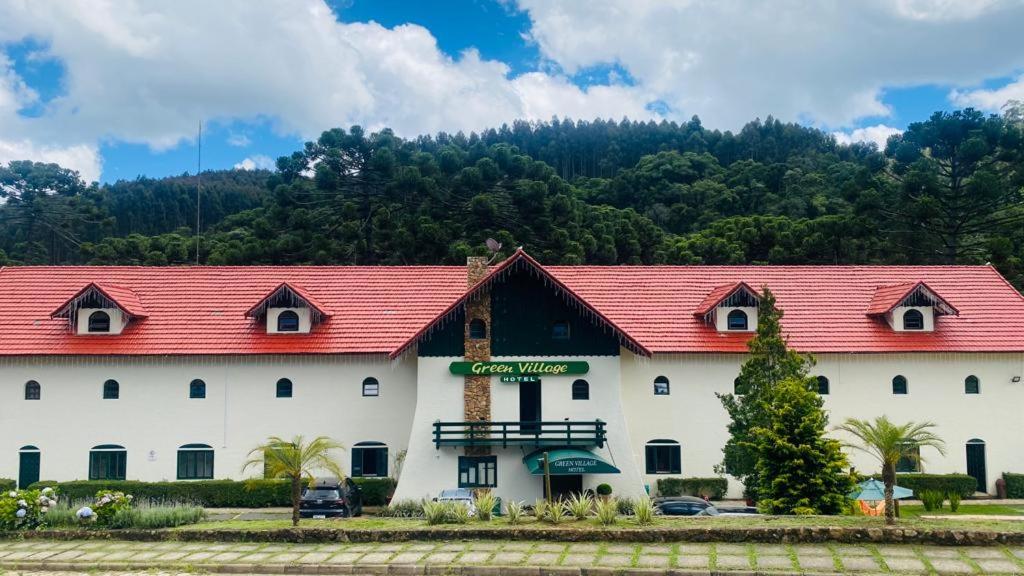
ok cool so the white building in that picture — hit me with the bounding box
[1,250,1022,501]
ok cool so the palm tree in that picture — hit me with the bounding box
[835,416,945,525]
[243,435,345,526]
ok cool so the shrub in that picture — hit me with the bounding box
[473,491,497,522]
[377,499,423,518]
[595,497,618,526]
[920,490,945,512]
[422,501,469,525]
[422,501,447,525]
[566,492,593,520]
[1004,473,1024,498]
[869,474,976,499]
[353,478,396,506]
[596,483,612,496]
[633,496,655,525]
[532,499,547,521]
[792,507,817,515]
[545,501,567,524]
[0,487,57,530]
[94,491,133,527]
[616,497,635,516]
[505,500,524,525]
[656,477,729,500]
[948,492,961,512]
[0,479,15,492]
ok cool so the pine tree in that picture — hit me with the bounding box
[718,288,813,496]
[751,378,853,514]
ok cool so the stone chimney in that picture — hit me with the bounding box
[464,257,492,454]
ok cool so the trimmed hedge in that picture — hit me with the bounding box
[27,478,396,507]
[869,474,977,498]
[0,478,15,492]
[655,477,728,500]
[1004,473,1024,498]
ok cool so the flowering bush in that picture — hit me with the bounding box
[0,487,58,531]
[93,490,132,527]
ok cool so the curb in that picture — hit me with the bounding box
[0,562,872,576]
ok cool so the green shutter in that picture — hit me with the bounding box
[377,448,389,477]
[351,450,363,477]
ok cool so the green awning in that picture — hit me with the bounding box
[523,448,620,475]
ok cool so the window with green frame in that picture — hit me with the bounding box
[645,439,681,474]
[351,441,388,477]
[177,444,214,480]
[896,442,920,473]
[458,455,497,488]
[89,444,126,480]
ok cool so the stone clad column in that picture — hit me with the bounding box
[464,257,492,455]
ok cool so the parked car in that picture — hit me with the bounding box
[299,477,363,518]
[435,488,477,516]
[694,505,760,516]
[653,495,714,516]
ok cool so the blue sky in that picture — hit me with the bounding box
[0,0,1022,183]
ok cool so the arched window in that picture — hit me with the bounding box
[727,309,748,331]
[276,378,292,398]
[965,375,980,395]
[24,380,40,400]
[277,310,300,332]
[653,375,670,396]
[734,377,748,395]
[18,446,40,489]
[551,320,570,340]
[645,439,681,474]
[89,444,126,480]
[88,311,111,333]
[468,318,487,339]
[817,376,830,395]
[572,379,589,400]
[892,375,908,395]
[190,379,206,399]
[896,441,920,473]
[966,438,986,493]
[903,309,924,330]
[177,443,214,480]
[351,441,388,477]
[103,379,119,400]
[362,377,380,397]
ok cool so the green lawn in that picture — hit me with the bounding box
[900,503,1024,518]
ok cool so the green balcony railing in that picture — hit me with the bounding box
[432,420,606,449]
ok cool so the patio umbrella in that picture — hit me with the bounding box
[848,478,913,501]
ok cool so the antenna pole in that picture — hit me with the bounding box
[195,120,202,265]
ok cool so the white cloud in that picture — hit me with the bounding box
[515,0,1024,129]
[0,139,102,182]
[233,155,275,171]
[949,75,1024,112]
[832,124,903,150]
[226,133,251,147]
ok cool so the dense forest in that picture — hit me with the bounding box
[1,107,1022,288]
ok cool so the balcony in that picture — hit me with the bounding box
[432,420,606,449]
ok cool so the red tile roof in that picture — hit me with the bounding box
[865,281,958,316]
[51,282,148,319]
[692,282,761,316]
[1,260,1022,356]
[244,282,330,319]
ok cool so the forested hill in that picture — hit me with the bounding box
[1,109,1022,288]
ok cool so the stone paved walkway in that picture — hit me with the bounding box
[2,539,1024,574]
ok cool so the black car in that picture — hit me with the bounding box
[653,496,714,516]
[299,478,363,518]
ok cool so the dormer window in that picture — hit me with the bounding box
[245,282,329,335]
[902,309,924,330]
[727,310,748,331]
[867,282,957,333]
[88,311,111,333]
[277,311,300,332]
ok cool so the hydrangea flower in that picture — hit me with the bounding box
[76,506,94,519]
[15,509,26,518]
[7,491,16,498]
[16,499,27,508]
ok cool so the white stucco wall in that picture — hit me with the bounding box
[392,355,646,504]
[888,306,935,331]
[714,307,758,332]
[266,307,312,334]
[0,355,417,484]
[622,350,1024,496]
[75,308,126,335]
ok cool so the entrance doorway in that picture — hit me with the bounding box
[18,446,40,489]
[545,474,583,501]
[519,380,542,432]
[966,439,986,493]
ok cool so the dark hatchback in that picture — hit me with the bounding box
[299,478,364,518]
[654,496,714,516]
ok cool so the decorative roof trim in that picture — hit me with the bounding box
[244,282,330,320]
[693,282,762,317]
[389,249,652,359]
[50,282,148,319]
[866,281,959,317]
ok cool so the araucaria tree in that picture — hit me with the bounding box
[243,435,345,526]
[752,379,853,514]
[718,288,812,495]
[836,417,945,525]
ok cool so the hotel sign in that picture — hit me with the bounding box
[449,361,589,377]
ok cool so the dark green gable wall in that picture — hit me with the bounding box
[418,269,620,357]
